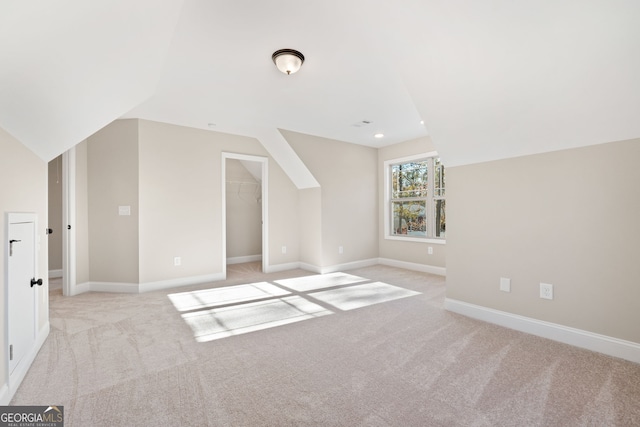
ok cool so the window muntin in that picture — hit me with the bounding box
[389,155,445,240]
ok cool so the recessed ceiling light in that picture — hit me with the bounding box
[374,133,384,139]
[420,120,425,125]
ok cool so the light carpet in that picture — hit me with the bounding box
[11,263,640,426]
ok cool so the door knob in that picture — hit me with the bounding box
[30,278,43,288]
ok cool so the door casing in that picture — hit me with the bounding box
[221,152,269,276]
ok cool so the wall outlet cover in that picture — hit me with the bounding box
[540,282,553,300]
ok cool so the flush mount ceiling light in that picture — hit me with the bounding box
[374,133,384,139]
[272,49,305,75]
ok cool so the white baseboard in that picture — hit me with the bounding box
[316,258,380,274]
[140,273,225,293]
[0,383,8,406]
[227,255,262,265]
[71,281,91,296]
[88,281,139,293]
[265,262,301,274]
[72,274,226,294]
[63,259,444,295]
[297,259,379,274]
[48,269,63,279]
[1,322,50,405]
[445,298,640,364]
[379,258,446,276]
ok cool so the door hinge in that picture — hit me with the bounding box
[9,344,13,361]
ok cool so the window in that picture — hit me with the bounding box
[385,153,445,241]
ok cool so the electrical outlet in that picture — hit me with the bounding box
[282,246,287,254]
[540,282,553,300]
[338,246,344,254]
[428,246,433,255]
[500,277,511,292]
[174,256,181,266]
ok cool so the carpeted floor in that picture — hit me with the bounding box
[11,263,640,426]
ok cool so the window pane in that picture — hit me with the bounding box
[434,158,445,197]
[435,199,446,238]
[392,201,426,237]
[391,161,428,198]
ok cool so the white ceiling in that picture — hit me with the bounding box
[2,1,640,167]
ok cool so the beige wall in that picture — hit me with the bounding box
[87,120,139,283]
[137,120,299,282]
[298,187,322,267]
[446,138,640,344]
[265,154,300,267]
[138,121,219,283]
[47,155,63,272]
[378,136,446,269]
[0,126,48,390]
[285,130,378,267]
[225,159,262,259]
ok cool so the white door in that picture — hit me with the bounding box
[7,216,38,376]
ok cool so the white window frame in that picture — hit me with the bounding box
[384,151,446,244]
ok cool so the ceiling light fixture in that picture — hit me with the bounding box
[272,49,305,75]
[374,133,384,139]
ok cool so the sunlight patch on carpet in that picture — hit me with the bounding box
[181,296,333,342]
[309,282,420,311]
[168,282,290,312]
[275,272,367,292]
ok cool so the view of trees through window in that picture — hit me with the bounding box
[390,156,445,239]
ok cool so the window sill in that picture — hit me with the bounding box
[385,235,446,245]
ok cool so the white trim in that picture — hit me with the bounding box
[48,269,63,279]
[383,151,445,242]
[0,383,8,406]
[227,255,262,265]
[70,273,227,295]
[386,151,439,166]
[88,282,139,294]
[139,273,225,293]
[445,298,640,364]
[296,258,379,275]
[62,147,77,297]
[265,262,301,274]
[73,281,91,295]
[379,258,446,276]
[269,258,445,276]
[1,322,49,405]
[297,262,321,274]
[384,236,446,244]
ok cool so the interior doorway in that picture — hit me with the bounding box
[47,155,63,288]
[47,147,76,297]
[222,153,268,277]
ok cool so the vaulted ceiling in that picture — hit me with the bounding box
[2,1,639,167]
